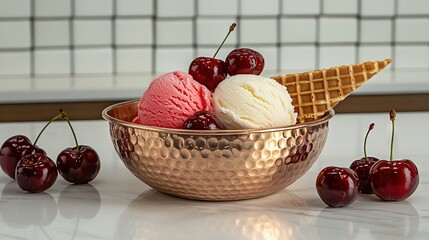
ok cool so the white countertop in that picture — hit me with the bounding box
[0,111,428,239]
[1,69,429,104]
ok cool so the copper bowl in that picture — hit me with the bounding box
[102,100,334,201]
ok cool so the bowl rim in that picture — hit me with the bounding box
[102,99,334,135]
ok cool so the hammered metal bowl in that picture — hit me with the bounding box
[102,100,334,201]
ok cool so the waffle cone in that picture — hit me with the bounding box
[272,59,392,123]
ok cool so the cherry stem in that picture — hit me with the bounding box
[33,113,63,146]
[213,23,236,58]
[390,109,396,161]
[60,109,80,151]
[364,123,375,161]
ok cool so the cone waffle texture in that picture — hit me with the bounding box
[271,59,392,123]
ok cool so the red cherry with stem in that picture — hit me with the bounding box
[15,153,58,193]
[189,58,227,91]
[316,166,359,207]
[0,112,64,179]
[13,111,69,192]
[0,135,46,179]
[182,110,222,130]
[369,109,419,201]
[56,110,100,184]
[225,48,265,76]
[189,23,236,91]
[350,123,379,194]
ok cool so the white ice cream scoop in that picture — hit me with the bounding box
[213,74,297,129]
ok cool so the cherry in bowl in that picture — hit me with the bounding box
[225,48,265,76]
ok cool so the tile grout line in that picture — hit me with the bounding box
[236,0,241,49]
[192,0,197,59]
[392,0,398,70]
[356,0,362,63]
[151,0,157,74]
[29,0,35,81]
[70,0,75,77]
[315,0,322,69]
[276,0,282,72]
[112,0,117,76]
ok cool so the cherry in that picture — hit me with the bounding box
[225,48,265,76]
[316,166,359,207]
[132,116,141,124]
[189,57,227,91]
[189,23,235,91]
[349,123,379,194]
[15,153,58,193]
[57,146,100,184]
[0,135,46,179]
[369,109,419,201]
[183,110,222,130]
[56,110,100,184]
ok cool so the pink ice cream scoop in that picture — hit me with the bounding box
[137,71,213,129]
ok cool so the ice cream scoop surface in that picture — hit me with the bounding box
[214,74,296,129]
[138,71,213,129]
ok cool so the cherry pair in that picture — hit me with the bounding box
[188,23,265,92]
[0,110,100,193]
[316,109,419,207]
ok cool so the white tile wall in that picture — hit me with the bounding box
[35,20,70,47]
[323,0,358,15]
[74,76,114,89]
[155,47,193,73]
[395,46,429,69]
[395,19,429,43]
[252,46,278,71]
[240,0,279,16]
[34,0,71,17]
[34,77,72,90]
[240,18,277,44]
[197,19,237,45]
[397,0,429,15]
[117,0,153,16]
[361,0,395,17]
[156,20,193,45]
[157,0,194,17]
[320,18,357,43]
[282,0,320,15]
[74,20,112,46]
[0,51,30,75]
[0,0,30,18]
[74,48,113,74]
[75,0,113,17]
[358,46,392,63]
[115,19,153,45]
[319,46,356,69]
[0,21,30,48]
[0,0,427,82]
[198,0,237,16]
[360,20,392,43]
[34,49,71,75]
[196,47,231,60]
[281,18,316,43]
[116,48,152,73]
[280,46,316,70]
